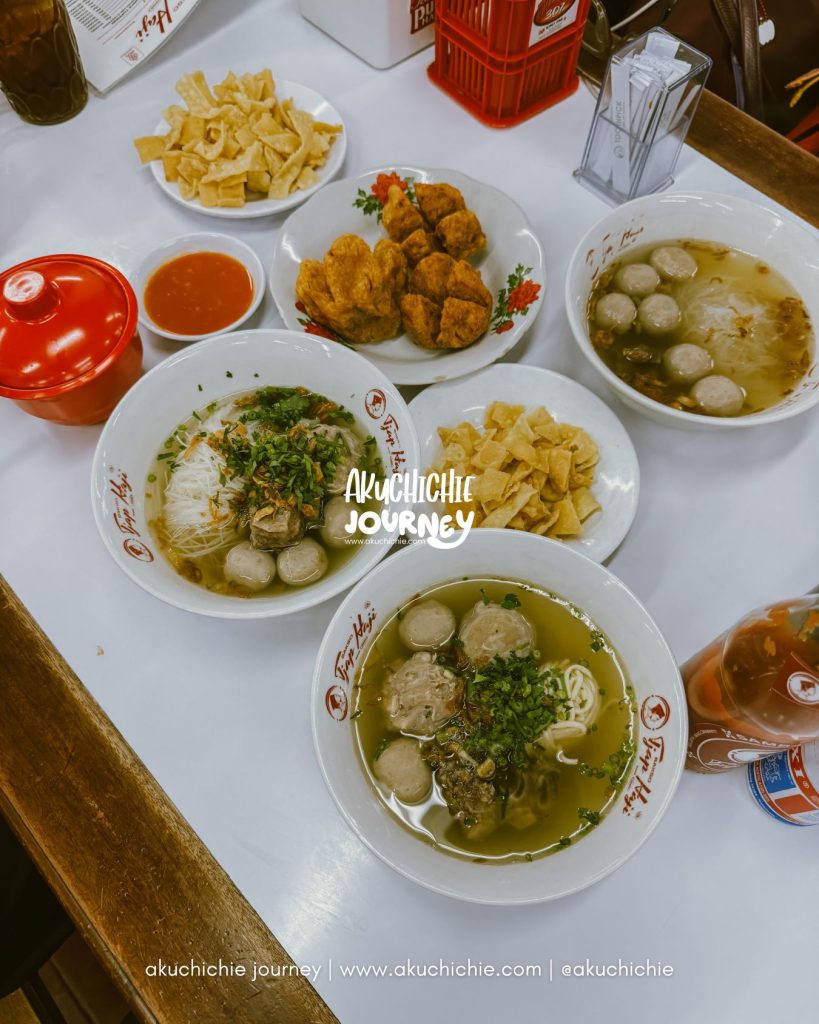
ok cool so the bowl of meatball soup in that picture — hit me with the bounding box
[565,192,819,430]
[312,529,686,903]
[92,329,419,618]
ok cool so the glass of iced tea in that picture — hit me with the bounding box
[0,0,87,125]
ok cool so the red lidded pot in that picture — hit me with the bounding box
[0,255,143,425]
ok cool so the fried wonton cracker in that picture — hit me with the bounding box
[433,400,602,542]
[133,69,342,208]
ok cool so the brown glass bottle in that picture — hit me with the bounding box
[0,0,87,125]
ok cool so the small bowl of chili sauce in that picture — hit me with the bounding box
[134,232,264,342]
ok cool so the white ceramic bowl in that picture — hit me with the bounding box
[270,166,546,385]
[312,531,686,904]
[133,232,265,342]
[409,364,640,563]
[91,329,419,618]
[565,191,819,430]
[149,78,347,219]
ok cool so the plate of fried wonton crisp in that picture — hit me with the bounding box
[409,364,640,562]
[269,166,545,384]
[134,70,346,218]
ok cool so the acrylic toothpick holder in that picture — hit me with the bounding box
[575,28,712,205]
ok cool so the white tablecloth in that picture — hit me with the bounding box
[2,2,818,1022]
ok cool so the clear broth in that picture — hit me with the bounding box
[354,578,637,863]
[588,240,813,415]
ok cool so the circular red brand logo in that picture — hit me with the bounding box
[787,671,819,705]
[641,695,671,731]
[364,388,387,419]
[123,538,154,562]
[534,0,573,26]
[325,685,349,722]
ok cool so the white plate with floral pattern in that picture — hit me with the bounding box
[268,166,546,385]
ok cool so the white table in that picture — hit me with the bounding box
[2,2,818,1021]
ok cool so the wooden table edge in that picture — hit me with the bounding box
[0,577,338,1024]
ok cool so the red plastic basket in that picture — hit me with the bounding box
[428,0,591,127]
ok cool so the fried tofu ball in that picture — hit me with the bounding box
[638,293,682,335]
[437,297,490,349]
[649,246,698,281]
[373,738,432,803]
[414,182,466,227]
[296,235,406,344]
[595,292,637,334]
[411,253,455,305]
[223,542,276,592]
[384,652,463,735]
[662,343,714,384]
[277,538,328,586]
[382,184,426,243]
[691,375,745,416]
[436,209,486,261]
[401,292,441,349]
[447,260,492,309]
[400,228,437,267]
[459,601,535,665]
[373,238,409,297]
[614,263,660,297]
[399,599,457,651]
[324,234,373,307]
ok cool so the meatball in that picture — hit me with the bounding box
[649,245,698,281]
[373,738,432,803]
[595,292,637,334]
[384,652,463,735]
[309,423,362,495]
[662,343,714,384]
[277,537,328,586]
[459,601,535,666]
[614,262,660,297]
[223,541,276,592]
[250,506,305,551]
[690,375,745,417]
[398,600,456,651]
[638,293,681,335]
[320,495,360,548]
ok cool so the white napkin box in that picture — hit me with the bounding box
[299,0,435,69]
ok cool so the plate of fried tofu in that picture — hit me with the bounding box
[269,166,546,385]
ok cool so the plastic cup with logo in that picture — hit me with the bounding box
[748,741,819,826]
[683,596,819,773]
[0,255,143,426]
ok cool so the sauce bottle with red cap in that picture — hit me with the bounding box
[684,596,819,773]
[0,255,143,426]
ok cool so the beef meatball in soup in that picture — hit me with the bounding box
[459,600,535,665]
[398,599,457,651]
[384,652,463,735]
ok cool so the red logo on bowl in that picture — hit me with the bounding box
[641,695,671,731]
[123,538,154,563]
[364,388,387,419]
[623,736,665,818]
[534,0,573,26]
[108,468,154,563]
[325,685,349,722]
